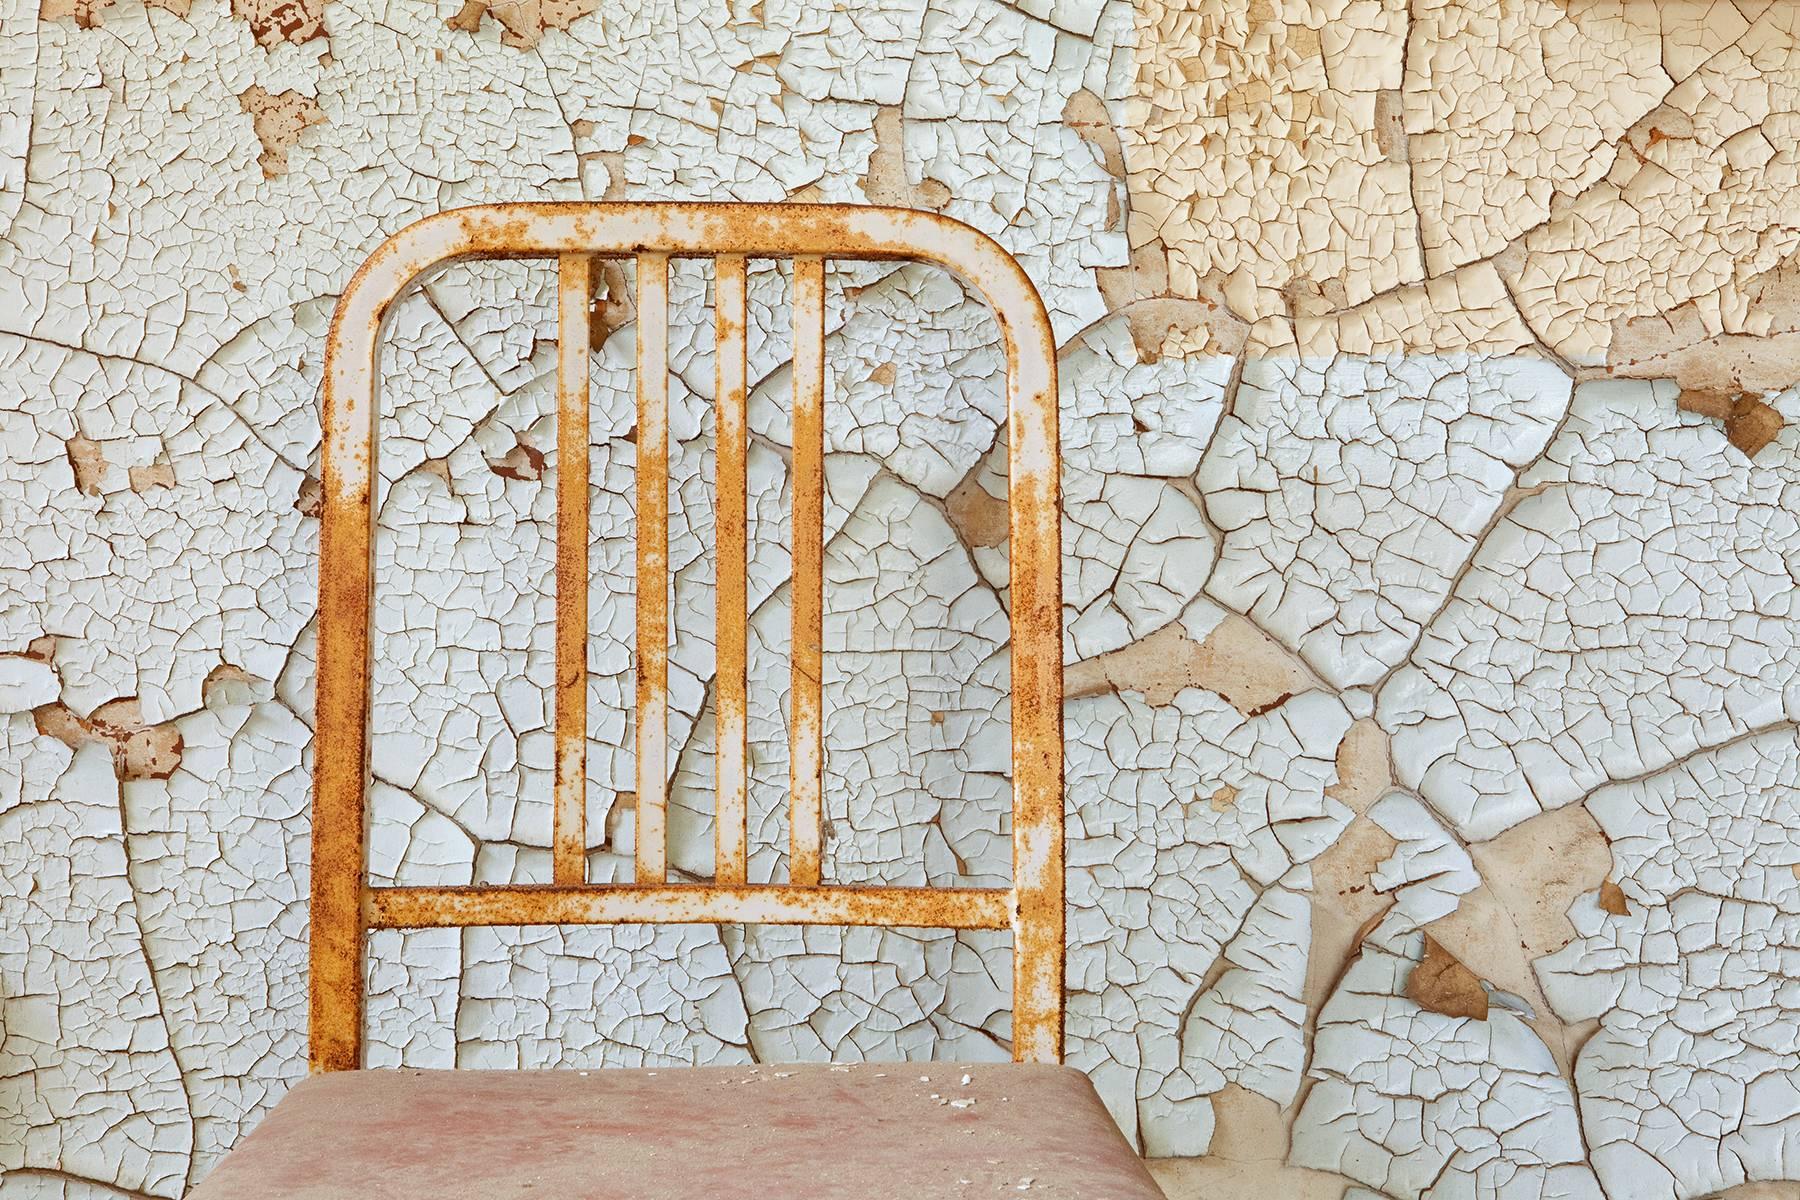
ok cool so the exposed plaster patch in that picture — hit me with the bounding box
[237,87,326,180]
[34,698,183,782]
[63,434,104,497]
[1675,388,1786,459]
[1405,933,1487,1020]
[1145,1088,1346,1200]
[859,106,950,210]
[233,0,325,47]
[37,0,110,28]
[444,0,600,51]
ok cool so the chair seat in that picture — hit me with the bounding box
[186,1062,1165,1199]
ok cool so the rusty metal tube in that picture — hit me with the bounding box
[635,252,671,884]
[789,255,826,889]
[553,253,593,887]
[714,254,750,885]
[366,883,1012,930]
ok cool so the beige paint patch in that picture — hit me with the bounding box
[1611,251,1800,404]
[239,86,327,179]
[1250,259,1546,358]
[1504,19,1800,364]
[1404,0,1668,274]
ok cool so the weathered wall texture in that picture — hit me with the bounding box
[2,0,1798,1197]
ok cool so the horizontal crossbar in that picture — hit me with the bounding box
[365,884,1014,930]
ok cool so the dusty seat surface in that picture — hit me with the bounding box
[185,1062,1165,1200]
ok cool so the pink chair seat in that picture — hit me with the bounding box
[186,1062,1164,1199]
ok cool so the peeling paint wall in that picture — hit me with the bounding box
[2,1,1798,1198]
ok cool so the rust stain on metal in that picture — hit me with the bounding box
[789,254,827,889]
[635,251,671,884]
[366,883,1014,930]
[553,253,593,887]
[713,254,750,886]
[314,203,1063,1069]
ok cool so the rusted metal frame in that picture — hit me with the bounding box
[553,254,593,887]
[366,883,1013,930]
[636,252,671,883]
[713,255,750,885]
[316,203,1064,1071]
[789,256,826,888]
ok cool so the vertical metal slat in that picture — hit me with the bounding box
[552,254,593,886]
[636,252,671,883]
[714,255,750,885]
[789,255,826,887]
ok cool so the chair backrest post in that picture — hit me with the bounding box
[310,202,1063,1073]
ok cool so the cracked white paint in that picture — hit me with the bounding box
[1200,352,1571,693]
[1538,726,1800,1200]
[1057,315,1228,661]
[1064,686,1352,1155]
[1366,790,1479,928]
[1380,381,1800,842]
[0,0,31,242]
[1,736,190,1195]
[5,0,1800,1195]
[1292,905,1603,1200]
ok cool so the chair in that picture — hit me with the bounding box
[186,203,1165,1199]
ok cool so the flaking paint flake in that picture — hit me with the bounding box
[5,0,1800,1197]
